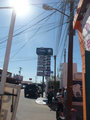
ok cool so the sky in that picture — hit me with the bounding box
[0,0,82,82]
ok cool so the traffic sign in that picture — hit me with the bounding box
[37,72,44,76]
[36,48,53,55]
[37,66,45,71]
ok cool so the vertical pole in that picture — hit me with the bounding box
[0,9,16,119]
[64,48,66,63]
[19,67,22,75]
[54,55,56,99]
[0,10,16,95]
[42,56,45,97]
[42,74,44,97]
[66,1,74,120]
[45,78,49,96]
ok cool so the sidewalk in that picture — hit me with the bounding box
[35,97,83,120]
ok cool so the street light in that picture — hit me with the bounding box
[43,4,69,99]
[43,4,69,17]
[43,3,74,120]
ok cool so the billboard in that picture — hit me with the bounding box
[72,80,83,106]
[36,48,53,55]
[37,55,51,77]
[82,6,90,51]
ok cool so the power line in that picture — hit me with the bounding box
[0,11,56,45]
[0,0,65,44]
[10,28,40,59]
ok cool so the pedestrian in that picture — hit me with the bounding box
[47,87,53,106]
[63,87,67,104]
[56,88,65,120]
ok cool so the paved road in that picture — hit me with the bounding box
[15,90,56,120]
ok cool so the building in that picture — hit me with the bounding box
[58,63,83,105]
[0,68,12,78]
[58,63,77,88]
[0,68,23,84]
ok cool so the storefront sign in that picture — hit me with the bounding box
[82,6,90,51]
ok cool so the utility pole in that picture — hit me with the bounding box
[42,56,45,97]
[42,69,44,97]
[19,67,22,75]
[64,48,66,63]
[66,1,74,120]
[0,9,16,95]
[54,55,56,99]
[0,8,16,118]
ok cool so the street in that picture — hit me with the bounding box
[15,90,56,120]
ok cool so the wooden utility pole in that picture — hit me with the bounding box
[66,1,74,120]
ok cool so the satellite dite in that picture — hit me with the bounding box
[0,9,21,120]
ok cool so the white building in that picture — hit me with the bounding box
[58,63,82,88]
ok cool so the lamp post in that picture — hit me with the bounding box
[43,3,74,120]
[54,55,56,99]
[0,7,16,95]
[43,4,69,100]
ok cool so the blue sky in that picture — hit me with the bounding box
[0,0,82,82]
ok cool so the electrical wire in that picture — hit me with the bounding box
[0,0,78,45]
[0,1,61,44]
[53,0,68,56]
[57,23,69,67]
[10,27,40,59]
[0,0,79,63]
[0,11,57,45]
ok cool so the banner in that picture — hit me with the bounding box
[72,80,83,106]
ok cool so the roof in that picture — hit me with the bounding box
[21,81,32,84]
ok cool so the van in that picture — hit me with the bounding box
[24,84,40,98]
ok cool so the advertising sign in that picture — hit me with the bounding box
[0,83,21,120]
[37,54,51,77]
[37,66,45,71]
[82,6,90,51]
[36,48,53,55]
[36,48,52,77]
[72,80,83,106]
[73,1,90,119]
[37,72,44,76]
[82,5,90,118]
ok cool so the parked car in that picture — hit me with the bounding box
[24,84,40,98]
[21,83,28,89]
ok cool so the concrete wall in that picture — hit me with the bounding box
[62,63,77,88]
